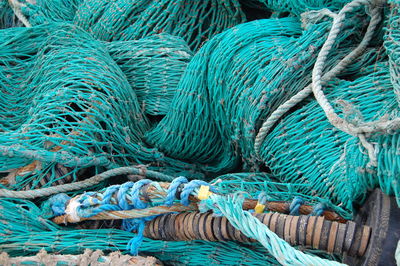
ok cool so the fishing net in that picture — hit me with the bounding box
[0,0,399,264]
[106,34,193,116]
[22,0,82,26]
[240,0,351,16]
[0,23,204,191]
[22,0,246,50]
[259,61,398,215]
[145,14,369,174]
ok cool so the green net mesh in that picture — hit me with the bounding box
[260,61,398,215]
[106,34,193,116]
[240,0,350,16]
[0,23,203,191]
[0,0,400,264]
[145,15,369,174]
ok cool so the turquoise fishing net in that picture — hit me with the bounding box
[240,0,350,16]
[146,15,370,174]
[260,61,398,215]
[0,0,400,264]
[24,0,246,50]
[0,23,203,191]
[106,34,193,116]
[23,0,82,26]
[116,0,246,50]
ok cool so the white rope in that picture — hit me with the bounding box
[7,0,32,27]
[254,0,385,160]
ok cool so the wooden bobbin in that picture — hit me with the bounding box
[284,215,293,243]
[305,216,317,246]
[212,216,226,241]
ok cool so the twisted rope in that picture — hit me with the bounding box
[310,0,396,167]
[201,194,344,266]
[254,0,383,155]
[7,0,31,27]
[0,166,175,199]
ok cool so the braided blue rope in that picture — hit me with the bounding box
[311,202,327,216]
[121,179,153,255]
[180,179,217,206]
[289,196,304,215]
[165,176,188,206]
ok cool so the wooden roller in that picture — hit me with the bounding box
[143,210,371,257]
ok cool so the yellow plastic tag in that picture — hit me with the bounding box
[198,185,213,200]
[254,203,266,213]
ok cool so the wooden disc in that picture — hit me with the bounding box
[220,216,231,241]
[313,216,324,249]
[234,226,243,242]
[254,213,264,223]
[289,215,300,246]
[334,222,346,254]
[193,212,204,240]
[327,221,339,253]
[284,215,293,243]
[159,213,170,240]
[358,226,371,257]
[143,220,152,239]
[185,212,197,240]
[297,215,309,246]
[262,212,273,227]
[212,216,226,241]
[344,221,356,253]
[318,220,331,251]
[226,217,237,240]
[167,213,179,241]
[306,216,317,246]
[205,213,218,241]
[276,214,287,239]
[199,212,211,241]
[176,212,190,241]
[152,215,161,239]
[269,213,280,233]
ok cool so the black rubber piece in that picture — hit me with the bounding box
[343,189,400,266]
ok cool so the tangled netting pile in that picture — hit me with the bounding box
[0,0,400,264]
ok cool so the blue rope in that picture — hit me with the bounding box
[289,196,304,215]
[257,192,267,205]
[311,202,327,216]
[165,176,188,206]
[180,179,217,206]
[40,193,71,218]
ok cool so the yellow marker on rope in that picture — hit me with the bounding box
[198,185,213,200]
[254,202,266,214]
